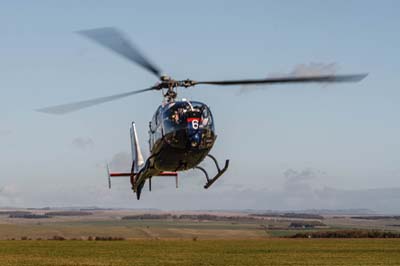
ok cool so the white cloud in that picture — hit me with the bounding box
[0,129,12,137]
[239,62,338,94]
[289,62,337,77]
[108,152,131,172]
[3,167,400,214]
[72,137,95,150]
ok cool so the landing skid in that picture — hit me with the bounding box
[195,154,229,189]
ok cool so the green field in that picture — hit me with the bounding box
[0,239,399,266]
[2,210,400,265]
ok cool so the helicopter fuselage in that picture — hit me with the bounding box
[148,100,216,172]
[118,99,229,199]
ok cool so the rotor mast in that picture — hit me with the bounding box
[159,75,178,103]
[158,75,196,103]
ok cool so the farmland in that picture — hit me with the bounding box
[0,239,399,266]
[1,209,400,240]
[1,209,400,265]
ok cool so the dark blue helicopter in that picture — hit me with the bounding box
[38,27,367,199]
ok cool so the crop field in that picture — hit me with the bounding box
[1,209,400,265]
[0,239,399,266]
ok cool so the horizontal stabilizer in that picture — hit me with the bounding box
[108,171,177,177]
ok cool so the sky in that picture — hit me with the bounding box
[1,0,400,212]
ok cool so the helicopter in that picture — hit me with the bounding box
[38,27,367,200]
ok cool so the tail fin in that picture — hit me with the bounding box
[130,122,144,172]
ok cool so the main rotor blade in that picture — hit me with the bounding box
[78,27,162,78]
[37,87,157,115]
[193,74,368,86]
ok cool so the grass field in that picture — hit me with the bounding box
[2,210,400,265]
[0,239,399,266]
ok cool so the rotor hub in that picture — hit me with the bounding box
[155,77,197,103]
[160,75,171,82]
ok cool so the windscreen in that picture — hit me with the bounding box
[163,101,214,134]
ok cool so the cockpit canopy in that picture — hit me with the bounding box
[162,101,214,134]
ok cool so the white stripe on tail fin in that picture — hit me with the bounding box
[130,122,145,172]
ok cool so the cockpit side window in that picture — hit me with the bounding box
[151,106,162,132]
[156,106,162,126]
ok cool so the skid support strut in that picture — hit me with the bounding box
[196,154,229,189]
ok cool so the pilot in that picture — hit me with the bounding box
[172,110,179,124]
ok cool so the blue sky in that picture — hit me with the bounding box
[1,0,400,211]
